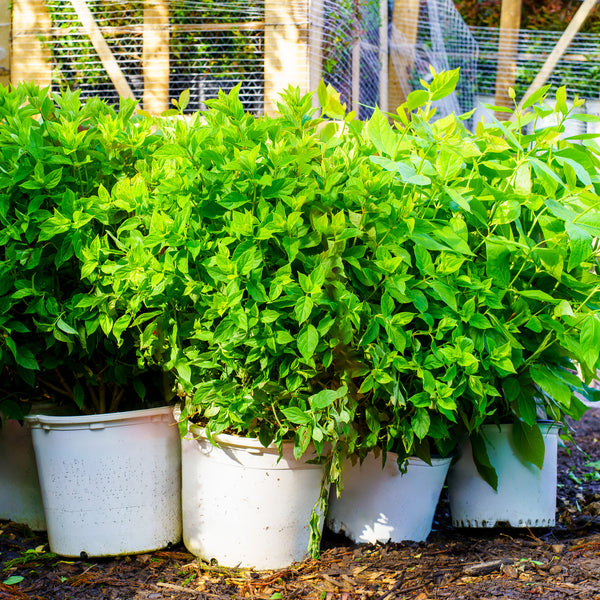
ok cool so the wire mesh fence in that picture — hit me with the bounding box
[11,1,600,121]
[471,26,600,102]
[390,0,478,126]
[40,0,388,117]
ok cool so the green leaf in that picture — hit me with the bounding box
[521,85,551,110]
[14,347,39,371]
[73,383,85,410]
[294,295,314,324]
[280,406,311,425]
[2,576,24,585]
[367,107,397,156]
[428,281,457,312]
[436,148,463,180]
[178,88,190,111]
[580,316,600,371]
[56,318,78,336]
[112,314,132,341]
[297,324,319,361]
[555,85,568,115]
[555,155,592,187]
[512,420,545,469]
[485,241,510,287]
[565,221,592,272]
[529,157,567,192]
[309,385,348,410]
[514,163,531,195]
[469,313,492,329]
[530,364,572,407]
[246,279,268,303]
[411,408,430,440]
[275,330,295,345]
[429,68,460,101]
[492,199,521,225]
[404,89,429,111]
[518,289,557,303]
[471,432,498,491]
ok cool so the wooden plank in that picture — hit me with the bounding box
[11,0,52,87]
[378,0,388,113]
[0,0,9,87]
[493,0,522,115]
[143,0,169,114]
[309,0,324,101]
[49,21,265,37]
[69,0,136,100]
[264,0,310,116]
[517,0,598,111]
[388,0,420,111]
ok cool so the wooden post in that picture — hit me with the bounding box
[516,0,598,112]
[69,0,136,100]
[11,0,52,87]
[352,39,360,115]
[388,0,420,111]
[143,0,169,114]
[378,0,388,113]
[493,0,522,116]
[264,0,310,116]
[0,0,9,87]
[309,0,324,101]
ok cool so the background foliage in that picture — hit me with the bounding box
[454,0,600,32]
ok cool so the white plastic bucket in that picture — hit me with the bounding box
[447,423,559,528]
[326,453,451,544]
[182,426,326,569]
[27,406,182,557]
[0,418,46,530]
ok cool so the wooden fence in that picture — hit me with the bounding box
[6,0,322,115]
[5,0,595,118]
[4,0,395,116]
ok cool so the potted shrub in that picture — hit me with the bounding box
[75,86,354,567]
[354,73,600,527]
[0,83,181,556]
[79,83,440,566]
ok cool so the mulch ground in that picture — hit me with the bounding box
[2,410,600,600]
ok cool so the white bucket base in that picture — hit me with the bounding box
[326,454,451,544]
[182,427,325,569]
[0,418,46,530]
[28,407,182,557]
[448,423,558,528]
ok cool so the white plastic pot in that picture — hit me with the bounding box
[447,423,559,528]
[326,453,451,544]
[27,406,182,557]
[0,417,46,530]
[182,426,326,569]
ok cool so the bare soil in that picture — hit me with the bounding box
[2,410,600,600]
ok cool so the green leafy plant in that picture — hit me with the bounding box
[0,82,164,417]
[363,70,600,488]
[73,68,600,556]
[73,82,433,553]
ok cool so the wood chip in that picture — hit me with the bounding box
[462,559,515,576]
[156,581,203,595]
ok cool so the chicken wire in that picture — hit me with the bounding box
[471,26,600,103]
[389,0,478,124]
[42,0,386,117]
